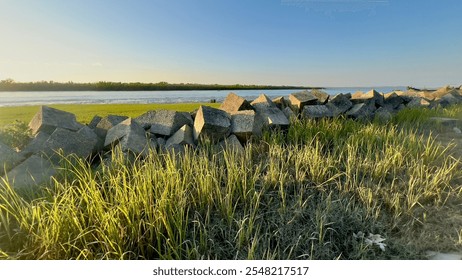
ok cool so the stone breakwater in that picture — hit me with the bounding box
[1,86,462,190]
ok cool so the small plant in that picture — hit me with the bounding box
[0,120,31,149]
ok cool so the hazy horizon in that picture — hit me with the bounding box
[1,0,461,88]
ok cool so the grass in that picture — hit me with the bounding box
[0,105,461,259]
[0,103,220,127]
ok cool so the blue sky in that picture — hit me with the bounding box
[0,0,461,87]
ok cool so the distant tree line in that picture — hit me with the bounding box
[0,79,316,91]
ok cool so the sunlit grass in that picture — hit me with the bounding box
[1,106,462,259]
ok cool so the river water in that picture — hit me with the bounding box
[0,87,406,107]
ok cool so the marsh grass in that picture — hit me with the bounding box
[1,107,462,259]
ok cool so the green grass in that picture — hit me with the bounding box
[1,105,462,259]
[0,103,220,127]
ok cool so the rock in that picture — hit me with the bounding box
[76,126,100,154]
[166,125,195,147]
[272,96,288,109]
[219,93,253,113]
[427,117,461,128]
[288,91,318,111]
[311,89,330,104]
[88,115,102,129]
[438,92,461,107]
[19,131,50,158]
[134,110,157,129]
[29,106,83,135]
[193,106,231,143]
[251,94,290,129]
[453,127,462,134]
[302,105,334,119]
[383,92,405,109]
[42,127,97,162]
[406,97,431,108]
[2,155,56,190]
[156,137,166,148]
[326,93,353,116]
[346,101,376,120]
[104,118,152,155]
[0,140,25,175]
[374,107,393,123]
[95,115,129,139]
[218,134,244,154]
[351,89,384,107]
[283,107,295,119]
[230,110,258,142]
[150,110,193,137]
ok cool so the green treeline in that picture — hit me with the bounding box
[0,79,315,91]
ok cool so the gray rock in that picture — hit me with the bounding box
[218,134,244,154]
[88,115,102,129]
[2,155,56,190]
[166,125,195,147]
[283,107,295,119]
[29,106,83,135]
[406,97,431,108]
[150,110,193,137]
[346,101,376,120]
[104,118,151,155]
[230,110,258,142]
[77,126,100,154]
[193,106,231,143]
[251,94,290,129]
[351,89,384,107]
[42,127,97,162]
[311,89,330,104]
[95,115,129,141]
[427,117,461,128]
[288,91,318,111]
[327,94,353,116]
[453,127,462,134]
[438,93,461,107]
[134,110,157,129]
[272,96,288,109]
[0,140,25,175]
[302,105,334,119]
[374,107,394,123]
[219,93,253,113]
[156,137,166,148]
[19,131,50,158]
[383,92,405,109]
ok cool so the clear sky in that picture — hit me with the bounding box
[0,0,461,87]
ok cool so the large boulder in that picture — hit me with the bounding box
[87,115,102,129]
[19,131,50,158]
[149,110,193,137]
[219,93,253,113]
[438,93,461,108]
[218,134,244,154]
[383,92,405,110]
[0,140,25,175]
[251,94,290,129]
[346,101,376,120]
[166,125,195,147]
[230,110,258,142]
[326,93,353,116]
[134,110,157,130]
[104,118,152,155]
[2,155,56,190]
[272,96,288,110]
[193,106,231,142]
[95,115,129,139]
[406,97,431,108]
[351,89,384,107]
[311,89,330,104]
[302,105,334,119]
[41,127,98,162]
[374,107,394,123]
[29,106,83,135]
[288,91,318,111]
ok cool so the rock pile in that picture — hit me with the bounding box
[2,86,462,191]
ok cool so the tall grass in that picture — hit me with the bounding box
[1,110,462,259]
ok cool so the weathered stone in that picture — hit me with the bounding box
[374,107,393,123]
[272,96,288,109]
[230,110,258,142]
[0,140,25,175]
[346,101,376,120]
[42,127,97,162]
[95,115,129,140]
[219,93,253,113]
[29,106,83,135]
[383,92,405,109]
[283,107,295,119]
[104,118,151,156]
[3,155,56,190]
[326,93,353,116]
[438,92,461,107]
[251,94,290,129]
[406,97,431,108]
[288,91,318,111]
[76,126,100,154]
[311,89,330,104]
[150,110,193,137]
[156,137,166,148]
[302,105,334,119]
[19,131,50,158]
[134,110,157,129]
[193,106,231,142]
[351,89,384,107]
[166,125,195,147]
[218,134,244,154]
[88,115,102,129]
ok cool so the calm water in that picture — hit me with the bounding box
[0,87,406,107]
